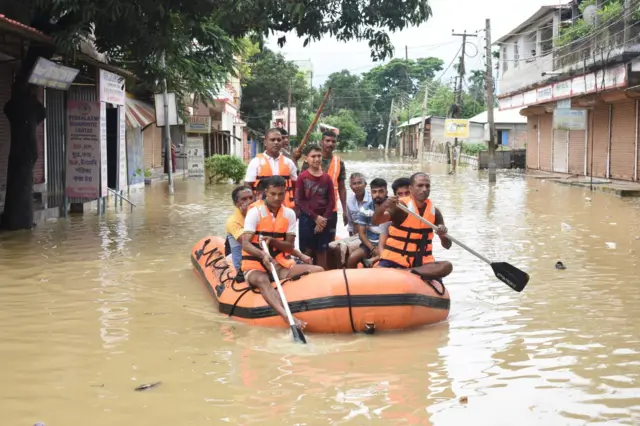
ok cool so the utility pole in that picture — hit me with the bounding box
[417,82,429,162]
[161,51,174,195]
[484,19,497,183]
[451,29,477,171]
[385,98,395,153]
[287,82,292,137]
[400,45,409,157]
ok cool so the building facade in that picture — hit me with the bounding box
[397,116,485,155]
[468,108,528,149]
[495,1,640,180]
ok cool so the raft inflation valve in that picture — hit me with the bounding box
[364,322,376,335]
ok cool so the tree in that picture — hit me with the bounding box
[322,109,367,150]
[240,48,313,134]
[0,0,435,230]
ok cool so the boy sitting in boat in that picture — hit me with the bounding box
[241,176,322,330]
[225,185,255,271]
[347,178,390,268]
[372,172,453,288]
[295,144,336,271]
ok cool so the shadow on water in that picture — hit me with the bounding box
[1,151,640,425]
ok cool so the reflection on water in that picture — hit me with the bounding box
[1,151,640,425]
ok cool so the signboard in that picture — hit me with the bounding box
[185,136,205,179]
[28,57,79,90]
[553,108,587,131]
[65,100,101,198]
[498,64,626,110]
[444,119,470,138]
[99,69,126,106]
[100,102,108,197]
[271,108,297,136]
[185,115,211,133]
[118,106,127,190]
[154,93,180,127]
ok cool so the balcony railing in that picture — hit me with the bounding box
[554,21,640,70]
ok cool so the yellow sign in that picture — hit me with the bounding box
[444,119,470,138]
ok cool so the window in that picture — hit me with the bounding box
[502,47,508,73]
[514,40,520,68]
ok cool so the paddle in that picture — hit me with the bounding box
[396,203,530,292]
[260,240,307,343]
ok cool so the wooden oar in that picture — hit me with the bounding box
[260,240,307,343]
[396,203,530,292]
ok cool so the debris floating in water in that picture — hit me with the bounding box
[135,381,162,391]
[555,261,566,270]
[561,223,572,231]
[605,242,616,249]
[459,396,468,404]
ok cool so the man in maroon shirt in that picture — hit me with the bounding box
[295,144,336,270]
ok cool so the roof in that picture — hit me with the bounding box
[0,14,51,43]
[468,107,527,124]
[125,96,156,129]
[397,116,432,128]
[494,4,571,45]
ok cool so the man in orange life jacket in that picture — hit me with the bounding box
[241,176,323,330]
[371,172,453,287]
[244,128,297,208]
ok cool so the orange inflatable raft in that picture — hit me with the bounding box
[191,236,450,334]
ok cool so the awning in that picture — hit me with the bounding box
[125,97,156,129]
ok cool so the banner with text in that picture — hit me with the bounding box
[444,119,470,138]
[100,102,108,196]
[118,105,128,190]
[99,69,126,106]
[65,101,101,198]
[186,136,205,179]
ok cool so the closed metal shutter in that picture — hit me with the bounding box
[589,103,609,178]
[552,129,569,173]
[610,100,636,180]
[539,113,553,171]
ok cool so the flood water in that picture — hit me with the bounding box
[1,152,640,425]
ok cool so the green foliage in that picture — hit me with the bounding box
[555,0,627,48]
[204,155,247,184]
[9,0,435,109]
[322,109,367,150]
[240,48,314,134]
[461,143,486,156]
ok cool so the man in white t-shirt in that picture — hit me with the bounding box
[244,128,298,207]
[240,176,322,330]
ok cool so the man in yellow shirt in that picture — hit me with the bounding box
[226,185,312,272]
[226,186,255,271]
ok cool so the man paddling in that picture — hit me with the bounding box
[241,176,323,330]
[372,172,452,287]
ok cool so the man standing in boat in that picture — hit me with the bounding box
[241,176,323,330]
[301,130,348,238]
[244,128,298,208]
[372,172,453,287]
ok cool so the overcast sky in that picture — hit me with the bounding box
[266,0,556,87]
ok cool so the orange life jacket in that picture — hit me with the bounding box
[240,200,296,272]
[326,155,341,212]
[380,196,436,268]
[253,153,295,209]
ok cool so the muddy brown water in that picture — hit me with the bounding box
[1,152,640,425]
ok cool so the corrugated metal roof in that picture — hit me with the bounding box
[125,97,156,130]
[397,116,432,128]
[0,14,51,42]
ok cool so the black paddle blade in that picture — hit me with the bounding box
[491,262,530,292]
[290,325,307,344]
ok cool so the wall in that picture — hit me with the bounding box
[498,34,554,95]
[526,118,539,169]
[0,63,45,204]
[143,124,163,169]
